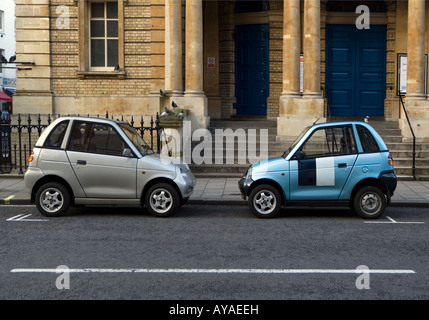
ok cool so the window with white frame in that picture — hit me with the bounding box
[0,11,4,32]
[0,49,4,74]
[89,1,118,70]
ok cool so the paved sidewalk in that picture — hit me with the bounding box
[1,175,429,206]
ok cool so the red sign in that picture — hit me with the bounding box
[208,57,215,68]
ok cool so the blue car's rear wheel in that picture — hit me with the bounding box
[353,186,386,219]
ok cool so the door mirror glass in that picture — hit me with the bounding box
[122,148,133,157]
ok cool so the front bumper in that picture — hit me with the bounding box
[238,171,253,200]
[175,169,196,199]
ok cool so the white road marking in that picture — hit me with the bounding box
[4,195,15,204]
[10,268,416,274]
[364,216,424,224]
[6,214,48,222]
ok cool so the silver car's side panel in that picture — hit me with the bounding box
[25,116,196,207]
[67,151,138,198]
[74,198,141,205]
[137,153,177,197]
[34,147,86,198]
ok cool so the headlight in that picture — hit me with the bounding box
[245,167,253,180]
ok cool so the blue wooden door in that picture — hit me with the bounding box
[235,24,269,116]
[326,25,386,117]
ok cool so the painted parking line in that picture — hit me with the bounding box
[364,216,425,224]
[4,195,15,204]
[10,268,416,274]
[6,214,49,222]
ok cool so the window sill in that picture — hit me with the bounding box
[77,70,126,80]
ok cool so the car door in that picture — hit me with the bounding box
[66,120,137,198]
[289,125,358,201]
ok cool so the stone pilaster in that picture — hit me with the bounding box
[165,0,183,96]
[14,0,53,114]
[281,0,300,97]
[406,0,425,99]
[303,0,321,98]
[182,0,208,130]
[277,0,324,141]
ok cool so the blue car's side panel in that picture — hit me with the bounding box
[243,121,396,205]
[289,154,358,200]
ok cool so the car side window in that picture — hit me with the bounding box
[43,120,69,149]
[68,121,125,156]
[356,125,380,153]
[297,126,356,159]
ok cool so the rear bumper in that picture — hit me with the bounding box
[379,171,397,197]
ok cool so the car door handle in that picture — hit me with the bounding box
[77,160,87,165]
[338,163,347,168]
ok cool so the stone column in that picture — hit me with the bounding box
[303,0,321,98]
[281,0,301,97]
[165,0,183,95]
[277,0,324,141]
[407,0,425,98]
[185,0,204,96]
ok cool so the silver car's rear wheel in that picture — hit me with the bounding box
[145,183,179,217]
[35,182,71,217]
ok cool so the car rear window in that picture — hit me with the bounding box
[43,120,69,149]
[356,125,380,153]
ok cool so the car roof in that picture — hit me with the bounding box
[54,116,127,125]
[311,120,369,128]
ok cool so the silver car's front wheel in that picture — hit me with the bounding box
[248,184,282,218]
[35,182,71,217]
[145,183,179,217]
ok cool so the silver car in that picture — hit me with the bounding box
[24,117,195,217]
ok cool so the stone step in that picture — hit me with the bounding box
[210,119,277,129]
[394,166,429,177]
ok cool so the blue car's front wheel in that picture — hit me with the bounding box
[248,184,282,218]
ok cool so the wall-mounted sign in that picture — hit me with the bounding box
[208,57,215,68]
[300,53,303,93]
[397,53,428,96]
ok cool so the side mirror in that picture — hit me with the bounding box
[295,150,305,160]
[122,148,133,157]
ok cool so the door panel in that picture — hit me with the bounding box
[235,24,269,116]
[326,25,386,117]
[67,151,137,198]
[289,155,357,201]
[289,125,358,201]
[66,120,137,199]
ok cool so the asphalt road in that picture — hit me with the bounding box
[0,204,428,302]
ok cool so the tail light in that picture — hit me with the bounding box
[388,153,394,167]
[28,150,34,163]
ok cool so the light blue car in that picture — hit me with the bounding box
[239,121,397,219]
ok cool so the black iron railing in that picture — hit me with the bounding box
[0,112,162,174]
[398,94,416,180]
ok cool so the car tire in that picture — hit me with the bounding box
[145,183,180,217]
[35,182,71,217]
[248,184,282,218]
[353,186,386,219]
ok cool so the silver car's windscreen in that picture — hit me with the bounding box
[119,123,154,156]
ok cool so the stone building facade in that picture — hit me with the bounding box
[12,0,429,141]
